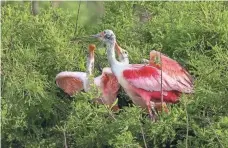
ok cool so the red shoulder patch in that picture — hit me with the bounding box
[123,65,159,79]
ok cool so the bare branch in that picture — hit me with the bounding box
[99,98,117,121]
[159,49,164,112]
[184,98,189,148]
[74,1,81,36]
[31,1,39,16]
[50,1,61,8]
[140,124,148,148]
[207,117,224,148]
[63,130,68,148]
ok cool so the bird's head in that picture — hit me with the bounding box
[91,29,116,44]
[88,44,96,52]
[88,44,96,61]
[123,49,129,58]
[87,44,96,76]
[115,43,128,60]
[120,49,129,61]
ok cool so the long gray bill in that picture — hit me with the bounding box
[90,34,101,38]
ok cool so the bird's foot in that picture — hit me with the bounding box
[149,114,156,122]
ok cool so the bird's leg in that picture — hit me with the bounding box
[147,105,154,121]
[147,102,156,121]
[150,101,158,116]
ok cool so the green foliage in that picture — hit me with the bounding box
[1,1,228,148]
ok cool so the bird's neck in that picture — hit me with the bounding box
[106,41,121,69]
[118,54,129,64]
[85,52,94,91]
[121,57,129,64]
[86,54,94,76]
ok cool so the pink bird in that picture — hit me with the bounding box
[141,50,193,113]
[115,43,170,113]
[119,45,194,113]
[55,44,129,111]
[92,30,194,119]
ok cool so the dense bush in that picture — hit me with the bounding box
[1,2,228,147]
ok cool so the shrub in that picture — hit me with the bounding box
[1,2,228,147]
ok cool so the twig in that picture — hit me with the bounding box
[98,64,103,73]
[159,49,164,112]
[89,82,116,121]
[31,1,39,16]
[206,117,224,148]
[63,130,68,148]
[184,97,189,148]
[99,97,117,121]
[140,124,148,148]
[74,1,81,36]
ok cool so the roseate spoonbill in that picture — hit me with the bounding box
[117,44,194,113]
[56,44,96,96]
[116,43,169,113]
[55,44,129,111]
[92,30,193,119]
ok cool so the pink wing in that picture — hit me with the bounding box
[101,68,120,94]
[55,71,86,96]
[100,67,120,105]
[149,50,193,92]
[123,65,192,93]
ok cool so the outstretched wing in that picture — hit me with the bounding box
[55,71,86,96]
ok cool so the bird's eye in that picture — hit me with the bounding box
[105,34,111,40]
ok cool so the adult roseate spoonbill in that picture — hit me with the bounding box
[117,44,194,113]
[116,43,170,113]
[92,30,194,119]
[142,51,193,113]
[55,44,128,110]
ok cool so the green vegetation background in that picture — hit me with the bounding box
[1,1,228,148]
